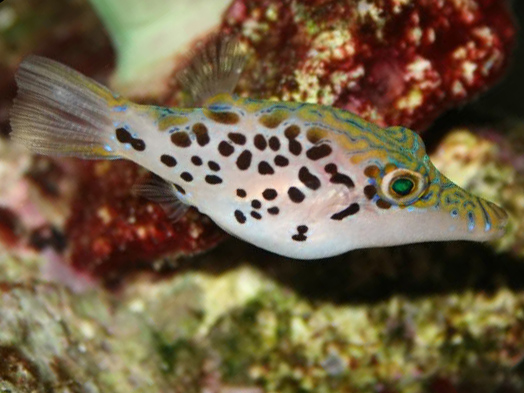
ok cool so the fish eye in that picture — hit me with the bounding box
[391,177,414,197]
[380,168,427,205]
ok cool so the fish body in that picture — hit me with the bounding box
[10,38,508,259]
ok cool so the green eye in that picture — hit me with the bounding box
[391,177,415,196]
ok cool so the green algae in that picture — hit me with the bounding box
[1,247,524,392]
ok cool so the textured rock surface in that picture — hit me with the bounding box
[1,255,524,393]
[220,0,516,131]
[65,161,225,283]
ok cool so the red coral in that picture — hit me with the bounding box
[65,161,225,284]
[0,1,225,283]
[223,0,516,130]
[0,207,23,247]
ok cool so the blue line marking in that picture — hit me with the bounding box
[112,105,128,112]
[467,211,475,232]
[478,200,492,232]
[208,104,233,111]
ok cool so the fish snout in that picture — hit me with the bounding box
[480,199,509,239]
[463,197,509,241]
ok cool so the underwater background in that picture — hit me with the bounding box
[1,0,524,392]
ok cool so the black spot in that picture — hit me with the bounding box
[331,203,360,220]
[180,172,193,182]
[160,154,177,167]
[268,136,280,151]
[292,225,308,241]
[191,156,203,166]
[298,167,321,190]
[258,161,275,175]
[235,210,246,224]
[208,161,220,171]
[325,163,337,173]
[174,184,186,194]
[288,187,305,203]
[236,189,247,198]
[267,206,280,215]
[284,125,300,139]
[218,141,234,157]
[205,175,223,185]
[236,150,252,170]
[331,173,354,189]
[364,185,377,200]
[171,132,191,147]
[251,199,262,209]
[376,199,392,209]
[262,188,277,200]
[289,140,302,156]
[254,134,267,151]
[132,139,146,151]
[193,123,210,146]
[116,128,146,152]
[228,132,246,145]
[325,163,354,189]
[274,155,289,167]
[115,127,130,143]
[284,125,302,156]
[306,144,332,160]
[250,211,262,220]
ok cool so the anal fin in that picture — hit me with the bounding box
[132,175,189,222]
[177,34,246,106]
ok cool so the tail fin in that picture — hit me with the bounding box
[10,56,122,159]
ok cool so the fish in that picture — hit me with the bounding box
[9,36,509,259]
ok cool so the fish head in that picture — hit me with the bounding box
[355,126,508,247]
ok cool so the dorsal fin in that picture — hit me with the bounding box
[177,34,246,106]
[132,175,189,222]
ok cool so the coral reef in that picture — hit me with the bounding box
[222,0,516,131]
[0,0,226,281]
[1,0,524,392]
[0,258,524,393]
[66,161,225,283]
[0,0,516,279]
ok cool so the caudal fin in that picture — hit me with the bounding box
[10,56,122,159]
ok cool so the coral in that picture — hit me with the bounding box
[1,1,524,390]
[0,260,523,392]
[0,0,226,282]
[221,0,516,131]
[1,0,517,280]
[65,161,225,283]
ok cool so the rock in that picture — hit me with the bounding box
[221,0,516,131]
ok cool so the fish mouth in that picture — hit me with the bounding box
[475,198,509,240]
